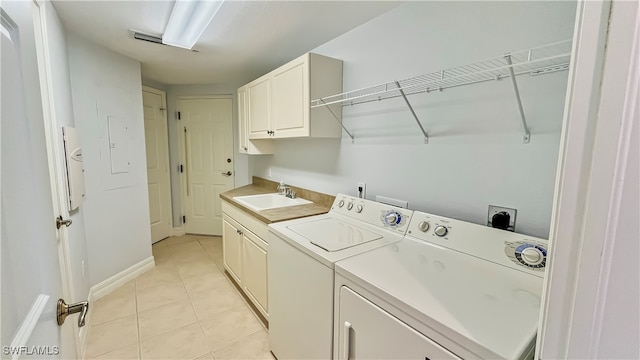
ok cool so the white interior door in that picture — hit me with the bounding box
[143,87,172,243]
[180,97,234,235]
[1,1,76,357]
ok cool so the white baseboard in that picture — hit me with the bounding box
[10,294,50,360]
[172,227,186,236]
[89,256,155,300]
[81,256,154,358]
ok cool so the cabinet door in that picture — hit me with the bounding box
[222,217,242,284]
[243,231,268,316]
[272,55,309,138]
[336,286,461,360]
[247,76,271,139]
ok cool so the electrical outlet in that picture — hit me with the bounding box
[357,182,366,198]
[487,205,517,231]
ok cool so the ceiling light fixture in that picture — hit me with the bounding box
[162,0,224,50]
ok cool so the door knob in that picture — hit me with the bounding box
[57,299,89,327]
[56,216,72,229]
[221,171,232,176]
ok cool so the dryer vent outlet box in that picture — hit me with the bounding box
[487,205,517,231]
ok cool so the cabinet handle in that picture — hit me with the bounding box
[342,321,352,360]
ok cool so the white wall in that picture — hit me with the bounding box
[67,35,152,286]
[41,1,90,304]
[165,83,250,226]
[250,1,576,238]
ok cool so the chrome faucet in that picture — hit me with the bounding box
[285,187,296,199]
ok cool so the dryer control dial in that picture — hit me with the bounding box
[505,242,547,270]
[522,247,543,264]
[347,202,354,210]
[434,225,448,237]
[355,205,363,213]
[418,221,430,232]
[338,200,345,208]
[517,245,546,266]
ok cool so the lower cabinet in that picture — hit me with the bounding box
[242,230,268,314]
[222,201,269,319]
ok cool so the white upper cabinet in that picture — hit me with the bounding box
[242,53,343,141]
[247,74,272,139]
[238,85,273,154]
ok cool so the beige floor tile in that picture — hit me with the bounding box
[190,282,246,321]
[177,260,221,280]
[212,330,273,360]
[197,236,222,249]
[169,240,205,254]
[139,323,209,360]
[152,243,175,257]
[160,235,200,247]
[136,282,189,312]
[135,266,182,291]
[91,282,137,325]
[193,352,214,360]
[201,306,264,350]
[172,251,212,266]
[152,255,176,269]
[181,271,227,297]
[87,343,139,360]
[85,315,138,358]
[138,299,198,340]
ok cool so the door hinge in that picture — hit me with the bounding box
[179,164,184,173]
[184,126,187,133]
[182,215,186,223]
[177,111,181,120]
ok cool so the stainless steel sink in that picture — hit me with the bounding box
[233,193,312,211]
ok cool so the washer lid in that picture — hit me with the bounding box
[335,237,543,359]
[287,218,383,252]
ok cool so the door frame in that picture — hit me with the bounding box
[538,0,639,358]
[142,85,173,242]
[177,95,234,234]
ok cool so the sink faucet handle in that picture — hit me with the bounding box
[277,181,287,195]
[285,188,296,199]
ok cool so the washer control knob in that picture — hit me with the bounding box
[521,247,543,265]
[434,225,448,237]
[418,221,430,232]
[347,202,354,210]
[338,200,345,208]
[355,205,363,213]
[385,212,398,225]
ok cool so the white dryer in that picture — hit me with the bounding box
[268,194,413,359]
[333,211,548,360]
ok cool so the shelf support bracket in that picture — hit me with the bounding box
[504,55,531,143]
[320,99,355,143]
[396,81,428,144]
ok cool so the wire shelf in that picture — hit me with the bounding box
[311,39,572,143]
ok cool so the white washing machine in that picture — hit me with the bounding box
[333,211,548,360]
[268,194,413,360]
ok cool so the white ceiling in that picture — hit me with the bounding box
[52,1,400,85]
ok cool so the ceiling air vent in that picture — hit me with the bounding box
[131,31,164,45]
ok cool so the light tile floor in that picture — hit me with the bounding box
[84,235,273,360]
